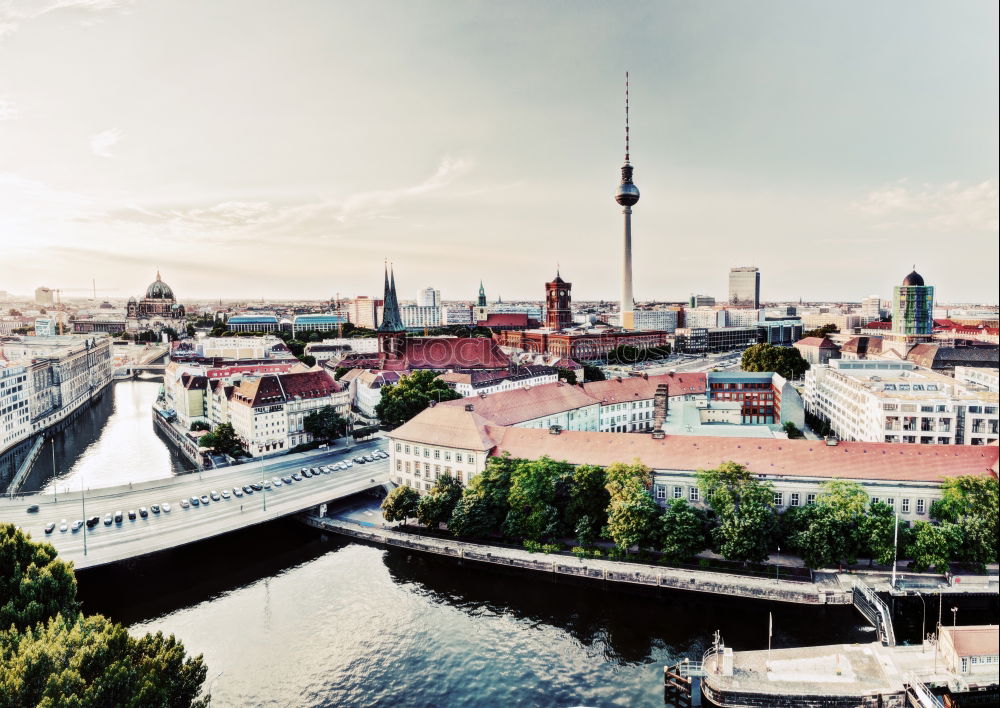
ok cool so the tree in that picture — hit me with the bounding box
[908,521,959,573]
[659,499,707,562]
[189,421,210,432]
[0,523,208,707]
[556,367,577,385]
[740,342,809,380]
[503,457,572,541]
[374,370,461,428]
[381,486,420,522]
[697,462,776,563]
[416,474,464,528]
[782,421,803,438]
[448,455,516,538]
[858,501,900,567]
[582,365,606,382]
[333,366,350,380]
[1,525,78,633]
[606,477,659,551]
[802,323,839,339]
[303,405,347,443]
[199,422,245,458]
[565,464,609,537]
[0,613,208,708]
[930,476,998,567]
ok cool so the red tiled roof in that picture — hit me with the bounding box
[942,626,999,657]
[863,320,892,330]
[390,405,498,450]
[583,372,706,403]
[478,313,529,327]
[488,427,999,483]
[795,337,837,348]
[439,380,597,425]
[231,370,338,407]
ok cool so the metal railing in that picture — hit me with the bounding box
[852,579,896,646]
[904,673,945,708]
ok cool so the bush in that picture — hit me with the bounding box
[523,540,544,553]
[542,543,561,554]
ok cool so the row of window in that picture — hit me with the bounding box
[654,484,929,514]
[397,459,466,483]
[396,442,472,464]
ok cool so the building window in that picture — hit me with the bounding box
[689,487,699,502]
[916,499,925,514]
[413,446,420,455]
[395,443,401,452]
[455,452,463,463]
[886,497,894,510]
[444,451,451,461]
[395,460,402,471]
[655,486,666,500]
[806,493,816,505]
[773,492,783,507]
[405,445,411,454]
[901,498,910,513]
[790,493,800,507]
[434,449,440,459]
[405,461,411,473]
[673,486,682,499]
[424,448,430,457]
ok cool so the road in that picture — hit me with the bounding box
[0,439,390,570]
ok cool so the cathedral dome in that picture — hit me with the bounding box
[145,271,174,300]
[902,270,925,287]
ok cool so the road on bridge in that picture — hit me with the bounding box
[0,439,390,570]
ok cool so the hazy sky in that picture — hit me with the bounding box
[1,0,997,303]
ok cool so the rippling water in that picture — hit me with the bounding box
[77,520,874,708]
[29,380,194,495]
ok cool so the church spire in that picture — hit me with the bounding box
[378,263,405,333]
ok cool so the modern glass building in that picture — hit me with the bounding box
[891,270,934,338]
[728,266,760,308]
[292,313,349,336]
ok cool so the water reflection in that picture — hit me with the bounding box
[29,380,194,495]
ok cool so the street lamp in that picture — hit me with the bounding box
[914,591,926,652]
[951,606,958,628]
[260,451,267,513]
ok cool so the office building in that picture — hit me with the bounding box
[689,294,715,308]
[417,287,441,308]
[890,269,934,342]
[728,267,760,308]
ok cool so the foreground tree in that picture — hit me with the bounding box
[908,521,959,573]
[448,456,517,538]
[858,500,901,567]
[374,370,461,428]
[740,342,809,380]
[0,525,78,632]
[416,474,464,528]
[931,476,999,566]
[0,614,208,708]
[565,464,609,540]
[503,457,572,541]
[697,461,776,564]
[0,523,208,706]
[381,486,421,523]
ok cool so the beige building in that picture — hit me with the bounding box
[938,625,999,680]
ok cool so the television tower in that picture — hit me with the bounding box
[615,72,640,330]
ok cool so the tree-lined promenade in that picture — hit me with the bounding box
[0,524,209,706]
[382,456,998,573]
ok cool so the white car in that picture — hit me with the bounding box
[59,519,68,532]
[162,503,172,512]
[71,519,84,532]
[221,489,231,499]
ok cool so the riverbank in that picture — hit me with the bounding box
[303,514,853,605]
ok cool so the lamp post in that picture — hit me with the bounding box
[951,606,957,628]
[51,438,58,503]
[260,451,267,513]
[914,591,926,652]
[776,545,780,581]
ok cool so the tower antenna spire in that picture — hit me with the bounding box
[625,71,630,164]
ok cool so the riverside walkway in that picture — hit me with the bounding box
[303,515,854,605]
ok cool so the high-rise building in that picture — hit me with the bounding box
[891,269,934,341]
[417,287,440,308]
[544,272,573,330]
[728,267,760,308]
[348,296,381,329]
[860,296,883,323]
[615,73,640,330]
[34,287,55,307]
[689,294,715,308]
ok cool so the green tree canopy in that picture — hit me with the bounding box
[416,474,464,528]
[381,486,421,523]
[448,455,516,538]
[697,461,776,563]
[0,613,208,708]
[0,525,78,633]
[740,342,809,380]
[556,367,577,385]
[802,323,839,339]
[565,464,609,539]
[503,457,572,541]
[374,370,462,428]
[930,476,998,566]
[658,499,708,562]
[582,365,606,382]
[303,405,347,443]
[604,461,658,551]
[908,521,959,573]
[199,422,245,458]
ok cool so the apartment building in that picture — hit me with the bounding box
[804,360,998,445]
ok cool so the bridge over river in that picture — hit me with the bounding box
[0,440,389,570]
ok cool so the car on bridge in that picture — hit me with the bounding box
[26,504,39,513]
[44,522,55,534]
[180,499,190,508]
[291,473,302,482]
[139,507,148,518]
[242,485,254,495]
[210,491,221,501]
[128,510,137,521]
[86,516,100,528]
[59,519,68,532]
[71,520,84,532]
[233,487,243,497]
[104,514,113,525]
[189,497,199,507]
[162,503,171,512]
[272,478,282,487]
[200,495,210,505]
[221,489,231,499]
[114,511,123,524]
[281,477,292,485]
[151,504,160,513]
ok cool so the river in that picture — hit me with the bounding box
[26,380,195,495]
[43,382,978,707]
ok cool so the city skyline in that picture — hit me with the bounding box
[1,0,997,302]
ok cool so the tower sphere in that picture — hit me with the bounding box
[615,181,640,206]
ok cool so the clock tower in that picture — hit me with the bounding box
[544,271,573,330]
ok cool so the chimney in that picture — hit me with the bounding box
[652,382,670,433]
[549,425,562,435]
[464,403,474,412]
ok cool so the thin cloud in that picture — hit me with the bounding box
[853,179,998,233]
[89,127,121,157]
[0,0,133,38]
[0,97,16,120]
